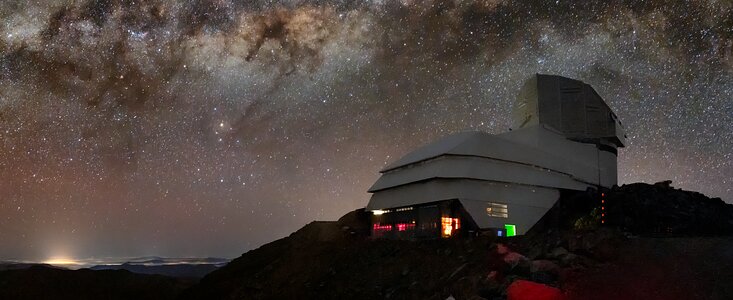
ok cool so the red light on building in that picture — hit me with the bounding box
[601,191,606,225]
[395,223,416,231]
[373,223,392,231]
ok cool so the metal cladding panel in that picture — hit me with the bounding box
[527,74,625,147]
[499,124,597,161]
[599,150,618,187]
[498,125,618,188]
[369,155,593,193]
[614,120,627,146]
[375,128,602,187]
[560,89,586,135]
[536,75,562,130]
[365,179,560,235]
[380,131,479,172]
[367,178,561,211]
[513,75,540,129]
[459,194,558,235]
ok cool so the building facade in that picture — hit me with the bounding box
[366,74,626,238]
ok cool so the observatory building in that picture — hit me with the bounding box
[366,74,626,239]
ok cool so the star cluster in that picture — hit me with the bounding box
[0,0,731,260]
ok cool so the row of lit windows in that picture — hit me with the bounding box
[372,218,457,236]
[396,223,416,231]
[373,224,392,231]
[372,206,413,215]
[375,203,507,219]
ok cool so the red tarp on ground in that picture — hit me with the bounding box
[507,279,565,300]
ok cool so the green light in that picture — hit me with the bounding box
[505,224,516,237]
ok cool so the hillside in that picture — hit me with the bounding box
[0,265,194,300]
[182,182,733,300]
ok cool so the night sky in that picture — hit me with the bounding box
[1,0,731,261]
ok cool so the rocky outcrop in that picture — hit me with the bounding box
[606,181,733,236]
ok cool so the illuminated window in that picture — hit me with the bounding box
[396,223,416,231]
[373,223,393,231]
[441,217,460,237]
[372,207,412,215]
[486,202,509,218]
[372,223,393,238]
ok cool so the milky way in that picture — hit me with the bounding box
[1,0,731,260]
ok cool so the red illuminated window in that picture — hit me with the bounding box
[373,223,393,231]
[396,223,416,231]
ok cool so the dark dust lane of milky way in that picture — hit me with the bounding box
[0,1,731,260]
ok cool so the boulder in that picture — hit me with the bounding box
[531,260,560,274]
[496,243,511,255]
[503,252,528,267]
[548,247,568,259]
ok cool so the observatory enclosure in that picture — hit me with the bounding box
[366,74,626,238]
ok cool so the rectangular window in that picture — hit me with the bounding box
[486,202,509,218]
[396,223,416,232]
[372,223,393,238]
[505,224,516,237]
[441,217,460,238]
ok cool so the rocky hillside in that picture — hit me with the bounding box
[605,181,733,235]
[182,182,733,300]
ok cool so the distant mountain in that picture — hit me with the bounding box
[122,257,230,267]
[0,257,229,278]
[88,257,229,278]
[90,262,221,278]
[0,265,192,300]
[0,262,58,271]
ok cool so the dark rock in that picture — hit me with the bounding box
[530,260,560,275]
[448,263,468,280]
[503,252,528,267]
[548,247,568,259]
[529,271,557,285]
[606,182,733,236]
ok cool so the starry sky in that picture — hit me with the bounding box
[0,0,731,261]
